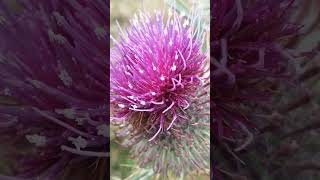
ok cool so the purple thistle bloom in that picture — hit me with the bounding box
[0,1,109,179]
[111,9,210,176]
[111,11,206,132]
[111,11,206,135]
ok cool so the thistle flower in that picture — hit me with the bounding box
[110,7,210,177]
[0,1,109,179]
[211,0,302,177]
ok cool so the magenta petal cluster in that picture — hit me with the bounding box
[111,11,207,139]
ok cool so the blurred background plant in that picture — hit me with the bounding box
[0,0,109,179]
[213,0,320,179]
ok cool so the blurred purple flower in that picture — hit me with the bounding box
[212,0,300,148]
[0,0,109,179]
[211,1,303,178]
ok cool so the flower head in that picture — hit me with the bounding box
[111,8,210,177]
